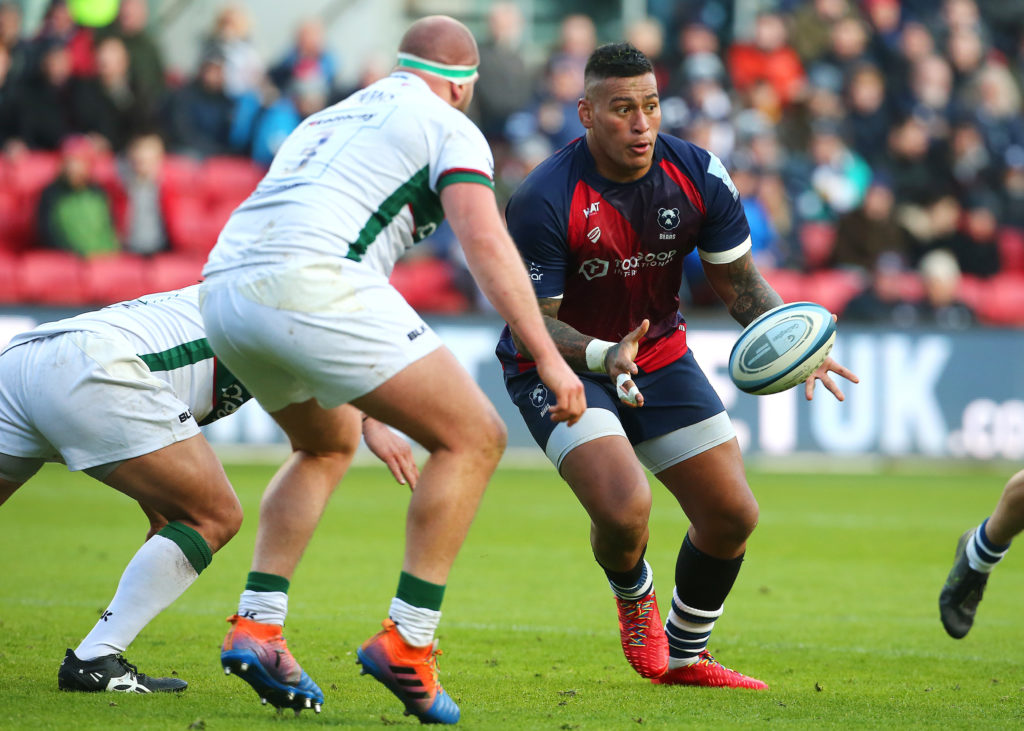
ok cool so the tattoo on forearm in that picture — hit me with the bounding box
[726,257,783,327]
[512,297,593,370]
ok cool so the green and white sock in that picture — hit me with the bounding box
[389,571,444,647]
[75,523,211,660]
[237,571,289,626]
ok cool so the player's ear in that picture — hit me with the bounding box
[578,97,593,129]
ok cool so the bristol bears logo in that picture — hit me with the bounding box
[658,207,680,230]
[529,384,548,408]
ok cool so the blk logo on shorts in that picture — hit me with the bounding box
[178,409,193,423]
[407,325,427,341]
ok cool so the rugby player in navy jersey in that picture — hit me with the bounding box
[496,43,858,688]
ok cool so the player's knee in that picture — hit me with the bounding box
[722,496,759,544]
[203,489,244,552]
[461,408,508,464]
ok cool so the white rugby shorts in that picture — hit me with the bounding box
[199,257,444,413]
[0,331,200,472]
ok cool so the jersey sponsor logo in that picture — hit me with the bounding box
[587,226,601,244]
[582,201,601,219]
[178,409,194,423]
[579,258,610,280]
[579,251,679,279]
[212,383,247,421]
[657,207,680,230]
[529,261,544,281]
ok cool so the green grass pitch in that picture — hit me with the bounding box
[1,461,1022,729]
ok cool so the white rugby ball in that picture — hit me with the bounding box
[729,301,836,395]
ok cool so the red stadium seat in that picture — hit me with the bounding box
[799,222,837,270]
[82,254,150,304]
[146,253,204,293]
[802,269,865,314]
[390,257,470,314]
[760,267,806,303]
[8,151,61,198]
[0,250,22,303]
[18,250,89,305]
[163,192,209,255]
[200,156,265,207]
[997,227,1024,273]
[0,190,35,252]
[160,155,201,194]
[972,273,1024,326]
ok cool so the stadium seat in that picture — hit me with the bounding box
[0,250,22,303]
[164,193,209,255]
[802,269,865,314]
[8,150,61,198]
[799,222,837,270]
[997,227,1024,273]
[160,155,201,194]
[0,190,35,252]
[390,258,470,314]
[956,274,986,312]
[18,250,89,305]
[972,272,1024,326]
[146,253,204,293]
[200,156,265,207]
[760,267,806,303]
[82,254,151,304]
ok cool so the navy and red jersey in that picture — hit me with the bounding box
[496,133,751,377]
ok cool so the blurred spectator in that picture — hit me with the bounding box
[0,1,31,84]
[36,135,119,256]
[902,194,962,264]
[34,0,95,77]
[946,25,987,93]
[164,49,234,158]
[949,189,1002,277]
[269,19,338,95]
[242,73,328,166]
[916,247,976,328]
[117,132,169,255]
[791,0,861,65]
[968,63,1024,161]
[884,115,952,205]
[906,54,956,135]
[626,17,670,90]
[551,13,596,82]
[950,119,1000,195]
[203,4,263,98]
[819,16,876,87]
[730,153,784,268]
[727,12,806,107]
[862,0,903,53]
[505,54,585,153]
[472,2,532,141]
[804,118,872,220]
[70,35,156,153]
[0,43,14,145]
[1002,153,1024,229]
[843,64,892,168]
[96,0,165,101]
[8,40,75,150]
[830,177,913,271]
[842,251,919,325]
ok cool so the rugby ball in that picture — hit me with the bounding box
[729,302,836,395]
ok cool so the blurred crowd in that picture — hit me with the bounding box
[2,0,1024,326]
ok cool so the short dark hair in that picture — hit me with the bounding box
[584,43,653,85]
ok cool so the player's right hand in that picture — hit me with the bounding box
[536,357,586,426]
[607,319,649,408]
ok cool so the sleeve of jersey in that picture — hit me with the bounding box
[696,151,752,265]
[433,117,495,192]
[504,182,569,300]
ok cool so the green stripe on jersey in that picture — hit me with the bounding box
[139,338,214,372]
[346,166,443,261]
[437,170,493,191]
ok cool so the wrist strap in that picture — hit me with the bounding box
[585,339,615,372]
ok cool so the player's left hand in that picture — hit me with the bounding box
[804,356,859,401]
[363,416,419,490]
[804,313,859,401]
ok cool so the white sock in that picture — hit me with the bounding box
[665,589,722,669]
[389,597,441,648]
[237,590,289,626]
[75,535,198,661]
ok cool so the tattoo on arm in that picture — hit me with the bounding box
[726,256,783,327]
[512,297,594,371]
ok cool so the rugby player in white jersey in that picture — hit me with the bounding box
[200,15,585,724]
[0,286,417,698]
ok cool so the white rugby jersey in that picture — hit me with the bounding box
[4,286,250,425]
[203,71,494,278]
